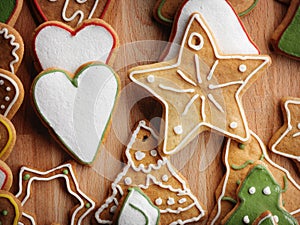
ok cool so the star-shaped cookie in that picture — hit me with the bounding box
[269,97,300,161]
[129,13,271,154]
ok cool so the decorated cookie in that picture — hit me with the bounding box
[0,190,22,225]
[0,23,24,74]
[161,0,260,61]
[269,97,300,162]
[271,0,300,60]
[208,131,300,225]
[252,211,278,225]
[0,69,24,119]
[31,62,120,165]
[33,19,118,74]
[153,0,258,26]
[32,0,112,28]
[222,164,298,225]
[129,13,270,154]
[0,0,23,26]
[15,162,95,225]
[95,120,206,225]
[0,160,13,191]
[0,114,16,161]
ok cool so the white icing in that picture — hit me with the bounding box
[1,105,5,109]
[124,177,132,185]
[0,169,6,189]
[34,22,116,73]
[243,215,250,224]
[15,163,95,225]
[271,99,300,161]
[263,186,271,195]
[173,125,183,135]
[248,187,256,195]
[163,0,259,61]
[229,122,238,129]
[147,75,155,83]
[150,150,158,157]
[239,64,247,73]
[167,197,175,206]
[207,60,219,81]
[177,69,197,86]
[135,151,146,161]
[210,130,300,225]
[0,73,20,117]
[194,54,202,83]
[117,188,160,225]
[178,198,187,204]
[6,87,11,92]
[273,215,279,223]
[32,63,119,164]
[188,32,204,51]
[129,13,270,154]
[297,123,300,130]
[155,198,162,206]
[4,96,10,101]
[0,27,20,74]
[256,213,276,225]
[182,94,199,116]
[110,205,117,213]
[162,175,168,182]
[95,121,206,225]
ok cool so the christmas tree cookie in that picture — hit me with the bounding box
[223,164,298,225]
[95,120,206,225]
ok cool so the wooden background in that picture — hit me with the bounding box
[6,0,300,224]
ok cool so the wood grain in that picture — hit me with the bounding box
[4,0,300,224]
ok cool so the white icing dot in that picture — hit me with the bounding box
[150,150,157,157]
[229,122,238,129]
[110,205,117,213]
[134,151,146,161]
[6,87,11,92]
[124,177,132,185]
[155,198,162,206]
[162,175,168,182]
[167,197,175,205]
[248,187,256,195]
[297,123,300,130]
[263,186,271,195]
[147,75,155,83]
[4,96,10,101]
[178,198,187,204]
[0,105,5,109]
[273,215,279,223]
[239,64,247,73]
[173,125,183,135]
[188,32,204,51]
[0,80,4,85]
[243,215,250,224]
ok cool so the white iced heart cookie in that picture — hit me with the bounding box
[33,19,118,74]
[32,62,120,164]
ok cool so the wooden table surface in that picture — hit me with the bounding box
[6,0,300,224]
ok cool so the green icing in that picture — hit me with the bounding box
[224,164,298,225]
[222,196,237,204]
[0,0,16,23]
[282,176,288,193]
[231,160,254,170]
[157,0,173,24]
[278,5,300,57]
[238,0,259,17]
[129,203,149,225]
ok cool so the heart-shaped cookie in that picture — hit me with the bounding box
[0,23,24,74]
[0,115,16,161]
[0,0,23,26]
[0,160,12,191]
[33,19,118,74]
[32,0,112,28]
[32,62,120,165]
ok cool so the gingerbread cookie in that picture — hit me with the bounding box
[33,18,118,74]
[129,13,270,154]
[0,114,16,161]
[15,162,95,225]
[95,120,206,225]
[0,190,22,225]
[252,211,278,225]
[222,164,298,225]
[0,0,23,26]
[269,97,300,162]
[208,131,300,225]
[0,69,24,119]
[32,0,112,28]
[0,160,13,191]
[31,62,120,165]
[0,22,24,74]
[271,0,300,60]
[153,0,258,26]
